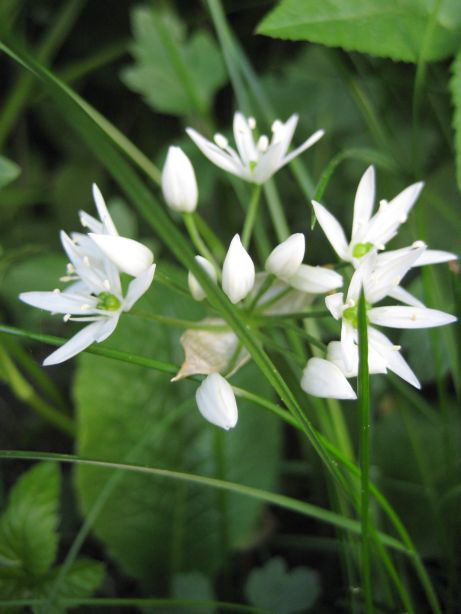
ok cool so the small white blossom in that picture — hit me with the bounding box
[188,256,217,301]
[161,146,198,213]
[265,233,305,279]
[195,373,238,430]
[222,234,255,304]
[187,112,324,185]
[301,357,357,400]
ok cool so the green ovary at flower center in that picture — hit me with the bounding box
[352,242,374,258]
[343,302,370,328]
[97,292,121,311]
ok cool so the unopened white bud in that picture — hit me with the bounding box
[301,357,357,400]
[89,233,154,277]
[196,373,238,430]
[222,234,255,304]
[161,146,198,213]
[265,233,305,279]
[188,256,217,301]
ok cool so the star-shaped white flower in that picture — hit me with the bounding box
[312,166,456,268]
[187,112,324,185]
[325,247,456,388]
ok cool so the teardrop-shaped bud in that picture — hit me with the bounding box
[195,373,238,430]
[301,357,357,400]
[265,233,305,279]
[188,256,217,301]
[161,146,198,213]
[222,234,255,304]
[89,233,154,277]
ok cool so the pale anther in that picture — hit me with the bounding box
[248,117,256,129]
[214,134,228,149]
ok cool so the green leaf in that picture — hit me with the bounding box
[0,463,60,582]
[74,286,281,586]
[244,557,320,613]
[172,571,216,614]
[41,560,105,602]
[121,5,226,116]
[258,0,461,63]
[451,47,461,192]
[0,156,20,189]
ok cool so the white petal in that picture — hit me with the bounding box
[60,231,107,293]
[387,286,425,308]
[368,306,457,329]
[19,291,97,314]
[92,183,118,236]
[233,112,257,167]
[346,253,375,303]
[289,264,343,294]
[282,129,325,166]
[368,327,421,388]
[271,114,299,159]
[43,320,108,366]
[186,127,245,179]
[414,249,458,266]
[123,264,156,311]
[327,340,388,377]
[222,234,255,304]
[195,373,238,430]
[161,146,198,213]
[311,201,349,260]
[352,166,375,241]
[265,233,305,279]
[367,246,425,304]
[94,314,120,342]
[89,233,154,277]
[79,210,104,233]
[340,319,356,373]
[325,292,344,320]
[301,357,357,400]
[188,256,218,301]
[252,142,284,184]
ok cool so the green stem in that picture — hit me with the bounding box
[263,179,290,242]
[242,184,261,248]
[182,212,219,271]
[127,310,228,331]
[358,289,373,612]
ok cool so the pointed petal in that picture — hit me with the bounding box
[311,201,349,260]
[19,291,97,314]
[79,210,104,233]
[346,254,375,303]
[195,373,238,430]
[89,233,154,277]
[327,340,388,377]
[43,320,107,366]
[233,112,257,166]
[282,129,325,165]
[340,319,356,373]
[368,327,421,388]
[387,286,425,308]
[352,166,375,240]
[368,305,457,329]
[301,357,357,400]
[94,314,120,342]
[252,141,284,184]
[414,249,458,266]
[289,264,343,294]
[367,245,425,304]
[123,264,156,311]
[186,128,245,178]
[271,114,299,158]
[92,183,118,236]
[265,233,305,279]
[325,292,344,319]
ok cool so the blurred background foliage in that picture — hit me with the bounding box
[0,0,460,611]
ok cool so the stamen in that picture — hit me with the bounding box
[66,263,74,273]
[214,134,228,149]
[392,345,401,351]
[379,199,388,208]
[63,313,71,322]
[53,288,61,294]
[257,135,269,152]
[399,215,407,223]
[103,279,111,290]
[411,312,417,321]
[248,117,256,130]
[83,256,90,266]
[271,120,282,133]
[412,240,425,248]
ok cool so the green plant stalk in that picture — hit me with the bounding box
[182,212,219,271]
[194,212,226,261]
[241,184,262,248]
[358,289,373,613]
[0,343,74,437]
[263,179,290,242]
[128,309,229,331]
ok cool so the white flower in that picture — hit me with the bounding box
[161,146,198,213]
[312,166,426,265]
[79,184,154,276]
[325,249,457,388]
[301,357,357,400]
[187,112,324,184]
[265,233,305,279]
[222,234,255,304]
[19,231,155,366]
[288,264,343,294]
[188,256,217,301]
[195,373,238,430]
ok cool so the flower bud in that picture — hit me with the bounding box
[301,357,357,400]
[161,146,198,212]
[188,256,217,301]
[222,235,255,304]
[195,373,238,430]
[265,233,305,279]
[89,233,154,277]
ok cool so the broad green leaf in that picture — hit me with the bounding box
[258,0,461,63]
[244,557,320,613]
[40,560,105,604]
[451,48,461,192]
[172,571,216,614]
[0,463,59,580]
[75,285,281,586]
[121,5,226,116]
[0,156,20,189]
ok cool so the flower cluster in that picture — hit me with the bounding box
[20,184,155,365]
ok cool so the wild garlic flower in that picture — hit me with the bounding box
[301,357,357,400]
[187,112,324,185]
[222,234,255,304]
[196,373,238,430]
[188,255,217,301]
[312,166,456,268]
[324,247,456,389]
[161,146,198,213]
[265,233,305,280]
